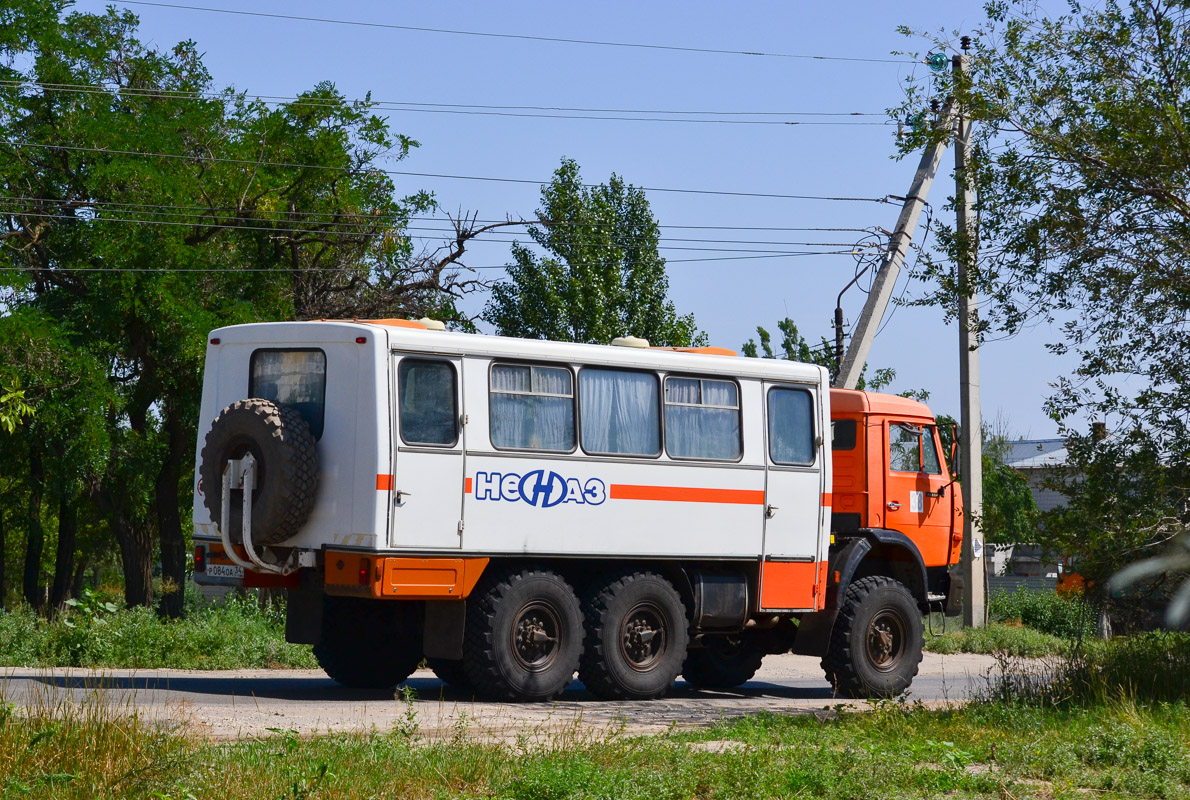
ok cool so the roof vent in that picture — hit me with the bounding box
[416,317,447,331]
[611,335,650,349]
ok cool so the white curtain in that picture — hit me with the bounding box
[665,378,740,460]
[491,365,574,451]
[580,369,660,455]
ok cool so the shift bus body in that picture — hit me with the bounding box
[191,319,963,700]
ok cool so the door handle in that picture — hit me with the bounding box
[395,489,413,504]
[887,501,901,510]
[766,504,778,519]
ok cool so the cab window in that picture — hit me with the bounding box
[889,423,942,474]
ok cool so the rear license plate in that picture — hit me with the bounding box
[206,563,244,580]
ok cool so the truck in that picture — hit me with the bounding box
[192,318,963,701]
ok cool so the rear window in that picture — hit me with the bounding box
[249,349,327,439]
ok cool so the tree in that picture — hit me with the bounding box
[0,2,494,614]
[483,158,705,346]
[896,1,1190,606]
[741,316,907,395]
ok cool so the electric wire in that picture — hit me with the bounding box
[5,142,896,203]
[111,1,916,65]
[0,195,877,233]
[0,81,892,126]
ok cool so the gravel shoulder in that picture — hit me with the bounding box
[1,651,1015,740]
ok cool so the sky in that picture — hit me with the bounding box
[69,0,1077,439]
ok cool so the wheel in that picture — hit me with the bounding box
[821,575,923,698]
[579,572,689,700]
[199,398,318,545]
[682,636,765,690]
[427,657,471,690]
[314,596,424,689]
[462,568,583,701]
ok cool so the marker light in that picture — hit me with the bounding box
[194,545,207,573]
[358,558,371,586]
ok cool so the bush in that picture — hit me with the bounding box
[989,586,1096,640]
[0,591,316,669]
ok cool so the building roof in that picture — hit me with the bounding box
[1001,438,1069,469]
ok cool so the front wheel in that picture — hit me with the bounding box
[821,576,923,698]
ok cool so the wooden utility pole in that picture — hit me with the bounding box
[834,100,953,390]
[954,44,986,627]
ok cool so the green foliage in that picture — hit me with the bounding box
[990,587,1096,640]
[483,158,706,346]
[981,455,1039,544]
[0,594,315,669]
[925,620,1072,658]
[741,316,932,406]
[0,2,472,611]
[0,381,34,434]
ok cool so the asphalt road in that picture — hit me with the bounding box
[1,652,1008,740]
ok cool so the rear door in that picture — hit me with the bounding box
[391,355,465,548]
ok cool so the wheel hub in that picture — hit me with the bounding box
[620,603,667,671]
[866,610,906,672]
[512,603,561,672]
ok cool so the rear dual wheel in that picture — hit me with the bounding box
[463,568,584,701]
[579,572,689,700]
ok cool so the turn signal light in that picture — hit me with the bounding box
[358,558,371,586]
[194,545,207,573]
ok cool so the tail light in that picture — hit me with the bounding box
[194,545,207,573]
[358,558,371,586]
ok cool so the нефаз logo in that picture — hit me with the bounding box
[473,470,606,507]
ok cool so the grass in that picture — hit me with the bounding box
[925,586,1100,657]
[0,592,316,670]
[3,652,1190,799]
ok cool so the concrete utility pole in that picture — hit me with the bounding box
[954,44,986,628]
[834,100,954,390]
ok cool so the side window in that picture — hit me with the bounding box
[664,376,741,460]
[490,363,575,451]
[889,423,941,474]
[767,387,815,465]
[579,368,661,457]
[831,419,857,451]
[250,349,326,439]
[398,359,458,446]
[922,427,942,474]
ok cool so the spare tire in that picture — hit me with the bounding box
[199,398,318,546]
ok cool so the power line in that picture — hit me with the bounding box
[0,195,880,233]
[0,81,892,126]
[113,1,915,65]
[6,142,894,203]
[0,201,869,252]
[3,252,857,274]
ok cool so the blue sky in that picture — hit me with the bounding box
[71,0,1075,438]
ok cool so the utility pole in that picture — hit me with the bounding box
[954,40,986,628]
[834,99,954,390]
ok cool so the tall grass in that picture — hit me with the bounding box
[989,586,1097,640]
[0,593,316,669]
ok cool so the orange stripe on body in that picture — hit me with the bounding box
[609,484,765,505]
[464,477,473,494]
[821,492,832,507]
[376,474,394,491]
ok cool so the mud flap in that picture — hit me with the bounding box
[790,609,839,656]
[423,600,466,660]
[944,567,964,618]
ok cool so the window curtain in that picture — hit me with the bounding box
[581,369,659,455]
[491,365,574,451]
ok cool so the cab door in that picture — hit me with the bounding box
[883,421,951,564]
[390,355,465,549]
